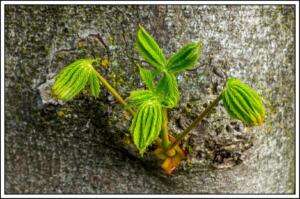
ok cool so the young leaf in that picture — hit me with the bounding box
[89,71,101,98]
[135,24,166,69]
[52,59,101,101]
[222,78,266,126]
[130,100,163,156]
[166,41,203,74]
[137,64,154,90]
[126,89,156,108]
[155,72,179,108]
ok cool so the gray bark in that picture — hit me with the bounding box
[4,5,295,194]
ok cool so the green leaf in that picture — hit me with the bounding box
[130,100,163,156]
[89,70,101,98]
[135,24,166,69]
[156,72,179,108]
[151,68,161,77]
[52,59,101,101]
[126,89,156,108]
[166,41,203,73]
[222,78,266,126]
[137,64,154,90]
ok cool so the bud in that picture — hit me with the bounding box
[222,78,266,126]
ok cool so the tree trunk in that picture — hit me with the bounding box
[4,5,295,194]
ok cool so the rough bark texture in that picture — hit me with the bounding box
[5,5,295,194]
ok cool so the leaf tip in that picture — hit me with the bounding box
[138,23,144,31]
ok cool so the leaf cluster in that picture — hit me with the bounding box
[52,59,101,101]
[51,25,204,156]
[129,25,203,154]
[222,78,266,126]
[130,100,163,156]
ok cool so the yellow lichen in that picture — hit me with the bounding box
[57,110,65,117]
[101,57,109,69]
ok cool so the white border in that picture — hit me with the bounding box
[1,1,299,198]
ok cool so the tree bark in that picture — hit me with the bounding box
[4,5,295,194]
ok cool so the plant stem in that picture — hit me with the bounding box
[161,108,170,149]
[96,72,135,115]
[168,93,223,150]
